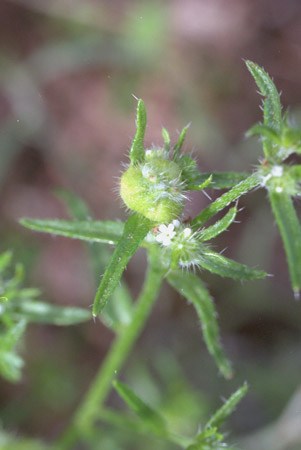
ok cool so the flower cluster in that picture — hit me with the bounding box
[151,219,205,270]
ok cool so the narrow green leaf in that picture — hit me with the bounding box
[246,123,281,143]
[99,408,191,448]
[0,251,13,274]
[129,99,147,164]
[99,407,160,436]
[162,127,170,151]
[0,351,24,383]
[14,288,41,300]
[92,213,151,316]
[20,218,124,245]
[200,250,266,280]
[0,320,26,383]
[52,191,135,329]
[11,301,91,325]
[167,271,232,378]
[200,206,237,242]
[282,127,301,153]
[173,124,189,160]
[54,188,90,220]
[209,172,249,188]
[205,384,248,430]
[0,320,26,351]
[187,172,249,190]
[191,175,259,228]
[269,191,301,297]
[246,60,282,158]
[188,175,212,191]
[3,264,24,293]
[113,380,166,433]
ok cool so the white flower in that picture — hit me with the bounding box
[271,165,283,177]
[156,223,176,246]
[183,227,192,238]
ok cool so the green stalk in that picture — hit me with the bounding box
[57,249,165,449]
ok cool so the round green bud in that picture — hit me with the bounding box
[120,155,186,223]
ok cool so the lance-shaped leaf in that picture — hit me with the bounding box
[3,264,24,298]
[99,407,160,436]
[246,60,282,158]
[187,175,212,191]
[191,175,259,228]
[189,172,249,190]
[200,206,237,242]
[199,249,266,280]
[0,351,24,383]
[12,288,40,300]
[162,127,170,151]
[282,127,301,154]
[93,213,151,316]
[20,218,124,245]
[167,271,232,378]
[54,188,91,220]
[246,123,281,144]
[0,320,26,351]
[0,320,26,383]
[187,386,248,450]
[113,380,167,434]
[269,191,301,297]
[173,124,190,160]
[0,251,13,274]
[10,301,91,325]
[54,190,135,330]
[129,99,147,164]
[205,384,248,430]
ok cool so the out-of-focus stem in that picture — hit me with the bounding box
[57,249,165,449]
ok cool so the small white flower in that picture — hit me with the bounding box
[172,219,180,228]
[271,165,283,177]
[156,223,176,246]
[275,186,283,193]
[183,227,192,238]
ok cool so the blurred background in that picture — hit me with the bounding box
[1,0,301,449]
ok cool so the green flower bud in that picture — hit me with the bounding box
[120,150,186,223]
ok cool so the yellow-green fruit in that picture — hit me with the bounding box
[120,158,185,223]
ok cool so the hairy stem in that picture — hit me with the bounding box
[57,248,165,449]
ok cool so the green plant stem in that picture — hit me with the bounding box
[57,249,165,449]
